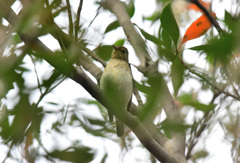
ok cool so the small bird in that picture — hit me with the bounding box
[100,45,133,137]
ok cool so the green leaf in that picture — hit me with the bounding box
[114,39,125,46]
[143,11,161,22]
[138,75,164,121]
[160,3,179,47]
[135,24,163,45]
[0,105,10,140]
[178,93,216,112]
[189,33,234,65]
[126,0,135,18]
[224,10,236,31]
[159,120,190,138]
[192,150,209,162]
[161,29,172,49]
[95,45,113,61]
[157,46,176,62]
[171,58,185,96]
[135,81,152,95]
[100,153,108,163]
[104,20,120,34]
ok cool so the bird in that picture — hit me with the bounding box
[100,45,133,137]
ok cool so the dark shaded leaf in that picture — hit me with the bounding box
[160,3,179,47]
[47,147,94,163]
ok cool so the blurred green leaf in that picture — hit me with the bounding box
[224,10,237,31]
[157,46,176,62]
[138,75,164,121]
[178,93,216,112]
[126,0,135,18]
[104,20,120,34]
[190,33,234,65]
[114,39,125,46]
[135,24,163,45]
[192,150,209,162]
[47,146,94,163]
[161,29,172,49]
[135,81,152,95]
[42,69,62,88]
[160,2,179,47]
[71,114,109,137]
[7,94,33,144]
[100,153,108,163]
[143,11,161,22]
[95,45,113,61]
[171,58,185,96]
[159,120,190,138]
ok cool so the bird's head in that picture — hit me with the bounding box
[111,45,129,62]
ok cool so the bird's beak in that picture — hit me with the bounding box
[112,45,118,50]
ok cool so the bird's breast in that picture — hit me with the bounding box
[100,59,133,108]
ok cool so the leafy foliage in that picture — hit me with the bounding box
[0,0,240,163]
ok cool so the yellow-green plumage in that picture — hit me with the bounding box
[100,46,133,137]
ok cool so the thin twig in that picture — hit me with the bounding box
[66,0,74,36]
[75,0,83,39]
[88,1,101,28]
[35,76,66,108]
[29,55,43,94]
[186,112,211,159]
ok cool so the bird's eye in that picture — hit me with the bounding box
[121,50,126,54]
